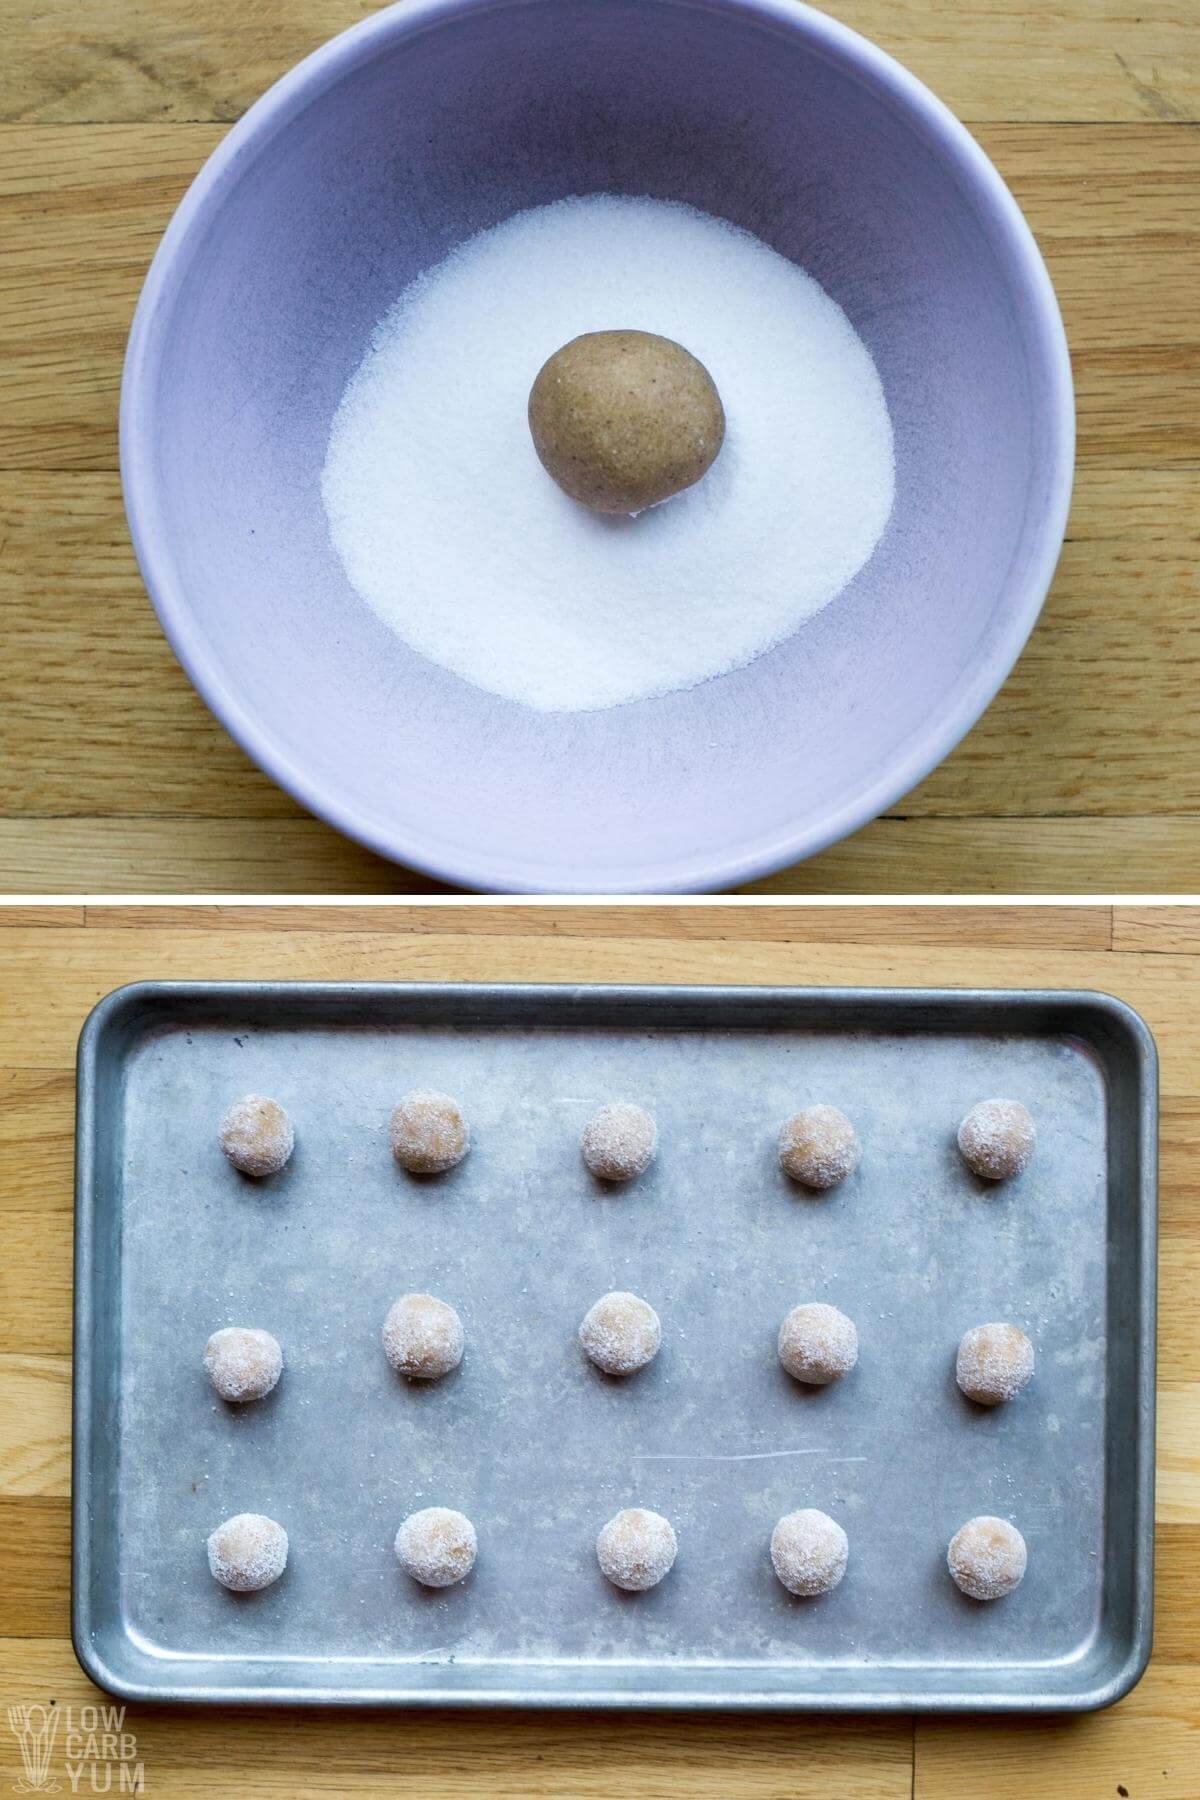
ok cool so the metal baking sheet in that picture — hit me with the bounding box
[72,983,1156,1711]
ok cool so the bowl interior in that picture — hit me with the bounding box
[127,0,1070,890]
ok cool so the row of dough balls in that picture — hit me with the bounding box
[218,1093,1037,1185]
[204,1304,1035,1403]
[206,1506,1027,1603]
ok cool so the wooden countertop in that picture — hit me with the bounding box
[0,901,1196,1794]
[0,0,1198,893]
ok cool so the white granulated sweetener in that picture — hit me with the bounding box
[322,195,895,713]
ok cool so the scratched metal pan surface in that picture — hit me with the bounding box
[72,983,1156,1710]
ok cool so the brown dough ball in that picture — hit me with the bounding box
[956,1322,1034,1405]
[207,1513,288,1592]
[382,1293,464,1380]
[581,1102,657,1182]
[578,1291,661,1375]
[218,1095,293,1178]
[528,330,725,514]
[596,1508,677,1590]
[395,1507,477,1587]
[203,1327,283,1403]
[947,1516,1027,1600]
[390,1091,469,1174]
[777,1303,858,1386]
[957,1099,1035,1181]
[778,1104,860,1189]
[770,1509,848,1596]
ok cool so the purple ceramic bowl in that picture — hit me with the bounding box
[122,0,1073,893]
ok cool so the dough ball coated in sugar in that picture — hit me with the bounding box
[383,1293,464,1379]
[947,1516,1027,1599]
[219,1096,294,1177]
[956,1322,1034,1405]
[957,1099,1035,1181]
[778,1105,860,1189]
[581,1103,657,1182]
[204,1326,282,1402]
[770,1509,848,1596]
[778,1302,858,1385]
[207,1513,288,1591]
[596,1508,677,1590]
[395,1507,477,1587]
[390,1091,469,1174]
[579,1291,661,1375]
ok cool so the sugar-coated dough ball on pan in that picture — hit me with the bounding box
[390,1091,469,1173]
[947,1516,1027,1599]
[596,1508,677,1590]
[204,1327,282,1402]
[579,1291,661,1375]
[778,1302,858,1385]
[207,1513,288,1591]
[957,1099,1034,1180]
[383,1293,464,1380]
[770,1509,848,1596]
[956,1322,1034,1405]
[219,1095,293,1177]
[395,1507,477,1586]
[581,1103,657,1181]
[778,1105,860,1188]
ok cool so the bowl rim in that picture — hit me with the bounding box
[120,0,1075,895]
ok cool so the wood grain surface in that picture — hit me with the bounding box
[0,900,1196,1797]
[0,0,1196,893]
